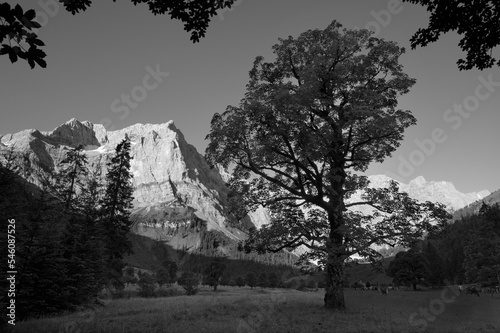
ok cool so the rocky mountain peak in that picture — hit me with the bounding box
[43,118,101,148]
[409,175,426,186]
[0,119,243,249]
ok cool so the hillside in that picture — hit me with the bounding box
[452,189,500,221]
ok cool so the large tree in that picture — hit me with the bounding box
[403,0,500,70]
[0,0,237,68]
[101,137,135,289]
[206,21,450,309]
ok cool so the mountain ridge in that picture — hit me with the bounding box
[364,174,490,212]
[1,119,495,254]
[0,118,241,245]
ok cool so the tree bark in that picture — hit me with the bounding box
[324,252,346,309]
[323,176,347,310]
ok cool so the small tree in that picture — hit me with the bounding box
[138,273,156,298]
[236,276,245,287]
[258,273,269,290]
[246,272,257,289]
[178,271,200,295]
[268,272,279,288]
[154,267,171,288]
[203,257,227,291]
[387,251,430,290]
[166,261,178,285]
[54,145,88,211]
[124,267,137,286]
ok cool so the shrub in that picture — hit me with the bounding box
[297,279,307,291]
[307,280,316,289]
[156,287,184,298]
[284,279,297,289]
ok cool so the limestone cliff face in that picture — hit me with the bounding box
[0,119,240,244]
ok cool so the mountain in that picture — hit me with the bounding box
[451,189,500,221]
[360,175,490,213]
[0,119,248,251]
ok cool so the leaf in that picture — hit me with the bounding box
[0,44,10,55]
[13,4,24,21]
[27,57,35,69]
[35,57,47,68]
[24,9,37,21]
[8,48,18,63]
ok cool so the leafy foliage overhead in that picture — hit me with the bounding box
[403,0,500,70]
[0,3,45,68]
[0,0,237,68]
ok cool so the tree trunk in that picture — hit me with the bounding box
[324,247,346,310]
[323,178,347,310]
[412,282,417,291]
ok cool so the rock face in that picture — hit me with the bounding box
[0,119,241,245]
[363,175,490,212]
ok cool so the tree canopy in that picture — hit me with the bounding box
[387,250,430,290]
[206,20,450,309]
[403,0,500,70]
[0,0,237,68]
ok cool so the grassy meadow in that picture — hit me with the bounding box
[10,286,500,333]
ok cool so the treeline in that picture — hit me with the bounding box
[196,229,298,266]
[122,235,301,297]
[126,234,300,282]
[387,203,500,289]
[433,202,500,285]
[0,139,134,322]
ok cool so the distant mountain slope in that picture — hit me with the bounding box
[452,189,500,221]
[352,175,490,214]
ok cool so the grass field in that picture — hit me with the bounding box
[11,286,500,333]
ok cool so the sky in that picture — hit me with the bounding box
[1,0,499,194]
